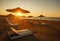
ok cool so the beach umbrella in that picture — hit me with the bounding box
[6,7,30,13]
[38,15,45,20]
[28,16,33,18]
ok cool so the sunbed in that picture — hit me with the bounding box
[8,27,33,40]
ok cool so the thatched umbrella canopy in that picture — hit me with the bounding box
[38,15,45,20]
[6,7,30,13]
[28,16,33,18]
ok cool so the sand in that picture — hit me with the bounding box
[0,17,60,41]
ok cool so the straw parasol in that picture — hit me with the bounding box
[28,16,33,18]
[38,15,45,20]
[6,7,30,13]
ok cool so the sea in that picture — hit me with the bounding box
[20,17,60,21]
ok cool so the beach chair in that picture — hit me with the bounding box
[5,17,19,27]
[8,27,33,40]
[37,22,49,26]
[5,17,33,40]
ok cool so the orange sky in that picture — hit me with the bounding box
[0,0,60,17]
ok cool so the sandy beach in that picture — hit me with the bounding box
[0,16,60,41]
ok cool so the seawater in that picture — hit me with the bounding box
[21,17,60,21]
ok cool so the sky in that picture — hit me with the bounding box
[0,0,60,17]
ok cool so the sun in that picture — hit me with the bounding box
[17,12,22,16]
[15,12,22,16]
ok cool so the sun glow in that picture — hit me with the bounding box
[15,12,22,16]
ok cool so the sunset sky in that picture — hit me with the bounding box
[0,0,60,17]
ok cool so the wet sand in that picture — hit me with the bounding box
[0,17,60,41]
